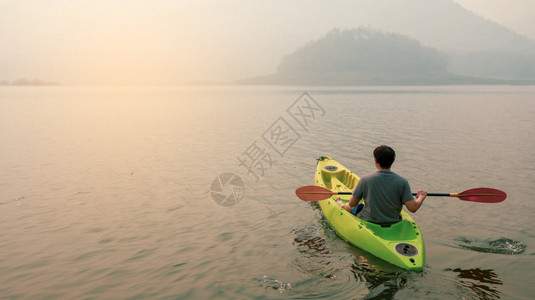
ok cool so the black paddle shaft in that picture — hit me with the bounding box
[340,191,450,197]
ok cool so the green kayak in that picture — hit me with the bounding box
[314,156,425,271]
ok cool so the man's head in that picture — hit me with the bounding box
[373,145,396,169]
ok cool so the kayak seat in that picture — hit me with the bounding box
[321,169,358,190]
[335,170,358,190]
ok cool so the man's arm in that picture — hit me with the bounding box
[404,190,427,213]
[335,195,360,212]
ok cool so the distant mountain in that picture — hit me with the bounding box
[449,50,535,80]
[338,0,535,80]
[403,0,535,79]
[359,0,535,55]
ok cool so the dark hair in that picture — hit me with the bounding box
[374,145,396,168]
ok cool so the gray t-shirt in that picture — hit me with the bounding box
[353,170,414,224]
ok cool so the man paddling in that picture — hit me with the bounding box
[335,145,427,224]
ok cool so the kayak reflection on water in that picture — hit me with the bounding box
[445,267,503,300]
[350,261,410,299]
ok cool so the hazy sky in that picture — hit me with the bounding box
[0,0,533,85]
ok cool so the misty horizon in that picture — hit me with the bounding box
[1,0,534,86]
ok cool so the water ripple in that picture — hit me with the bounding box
[450,237,527,255]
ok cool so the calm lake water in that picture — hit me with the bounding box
[1,85,534,299]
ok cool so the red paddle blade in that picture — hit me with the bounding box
[457,187,507,203]
[295,185,335,201]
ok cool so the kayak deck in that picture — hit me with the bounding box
[314,156,425,271]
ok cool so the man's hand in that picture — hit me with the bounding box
[416,190,427,200]
[405,190,427,213]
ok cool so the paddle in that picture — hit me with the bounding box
[295,185,506,203]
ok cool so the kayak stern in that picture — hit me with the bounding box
[314,156,425,271]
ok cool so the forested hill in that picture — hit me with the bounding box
[279,28,448,76]
[237,27,535,85]
[238,28,469,85]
